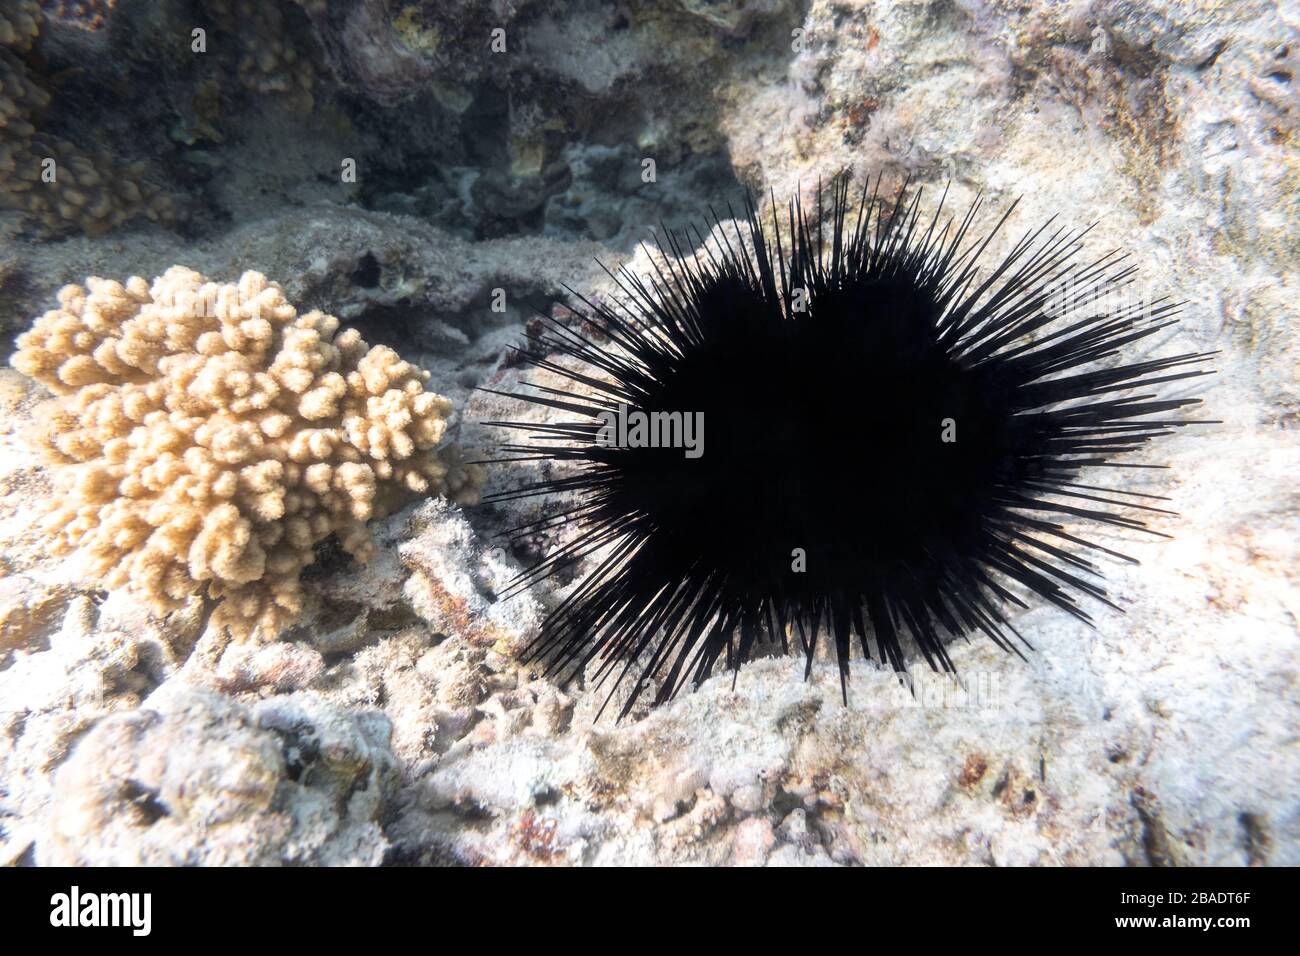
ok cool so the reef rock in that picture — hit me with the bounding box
[40,688,398,866]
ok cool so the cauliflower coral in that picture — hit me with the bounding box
[11,266,483,637]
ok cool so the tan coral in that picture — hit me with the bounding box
[11,267,484,639]
[0,1,42,52]
[0,30,49,143]
[1,142,179,235]
[0,3,180,235]
[206,0,318,112]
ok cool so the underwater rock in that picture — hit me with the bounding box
[41,687,398,865]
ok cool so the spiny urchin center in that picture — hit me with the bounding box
[620,275,1011,577]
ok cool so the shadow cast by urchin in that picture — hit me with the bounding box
[478,176,1217,720]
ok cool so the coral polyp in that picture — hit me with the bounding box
[490,179,1215,716]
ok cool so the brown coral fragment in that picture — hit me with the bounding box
[0,576,72,658]
[11,267,483,639]
[40,0,115,32]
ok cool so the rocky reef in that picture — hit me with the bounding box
[0,0,1296,866]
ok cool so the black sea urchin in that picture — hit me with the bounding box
[484,178,1214,717]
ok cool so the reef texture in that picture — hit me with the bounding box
[42,687,398,866]
[0,0,1296,866]
[11,267,481,639]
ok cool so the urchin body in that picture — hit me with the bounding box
[489,180,1212,716]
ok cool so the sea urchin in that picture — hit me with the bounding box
[485,178,1214,717]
